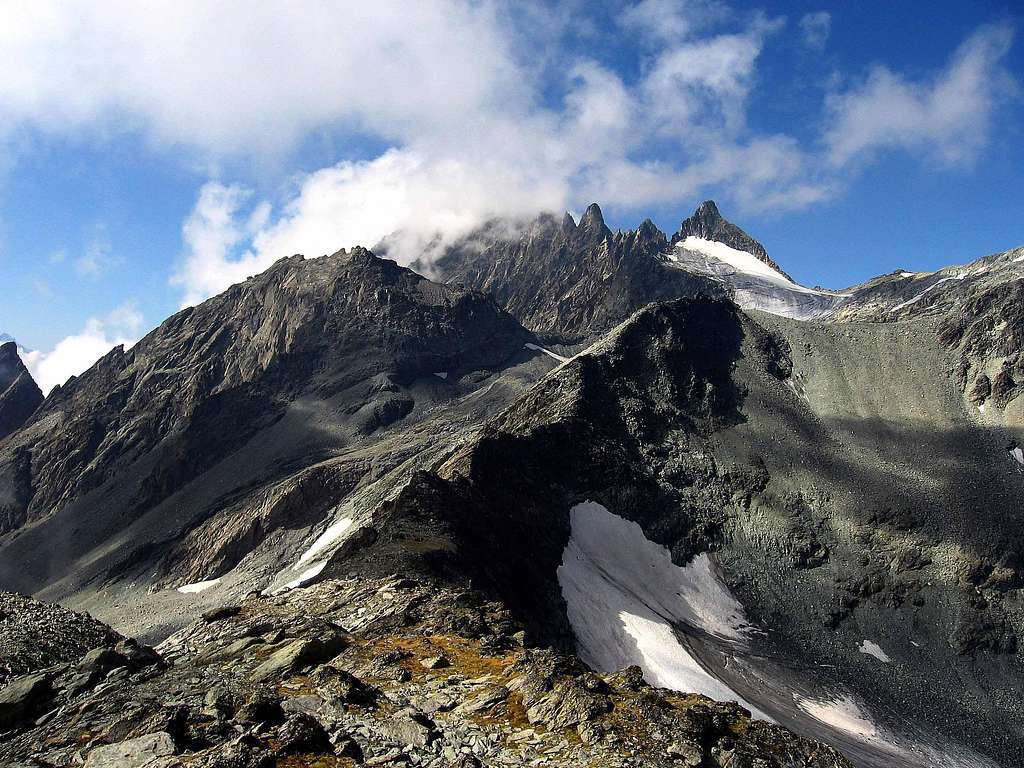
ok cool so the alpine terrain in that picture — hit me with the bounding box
[1,202,1022,768]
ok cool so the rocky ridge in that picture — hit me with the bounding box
[435,204,724,341]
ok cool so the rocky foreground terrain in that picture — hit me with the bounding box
[1,201,1021,767]
[0,576,850,768]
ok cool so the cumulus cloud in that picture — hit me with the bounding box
[1,3,1016,309]
[0,0,525,157]
[23,302,142,394]
[824,24,1015,167]
[169,7,822,304]
[799,12,831,50]
[618,0,729,43]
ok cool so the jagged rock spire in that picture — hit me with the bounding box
[577,203,609,239]
[673,200,791,280]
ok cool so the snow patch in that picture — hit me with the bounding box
[859,639,891,663]
[1011,447,1024,467]
[678,236,790,285]
[890,272,968,312]
[796,694,878,740]
[298,516,353,566]
[558,501,767,718]
[978,403,986,414]
[524,342,568,363]
[433,371,448,380]
[284,561,327,590]
[177,578,220,594]
[899,272,917,278]
[1014,254,1024,263]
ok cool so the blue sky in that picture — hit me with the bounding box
[0,0,1020,391]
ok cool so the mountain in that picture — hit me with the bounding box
[434,203,725,341]
[0,342,43,441]
[671,199,791,279]
[0,202,1022,768]
[0,247,549,622]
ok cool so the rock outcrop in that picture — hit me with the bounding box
[0,343,42,441]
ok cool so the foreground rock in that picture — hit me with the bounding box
[0,577,850,767]
[0,591,122,686]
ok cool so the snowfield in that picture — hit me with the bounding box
[796,694,879,741]
[669,237,849,320]
[298,515,353,565]
[890,271,969,312]
[859,639,892,663]
[557,501,767,718]
[283,561,327,591]
[524,342,568,363]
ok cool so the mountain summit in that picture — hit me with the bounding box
[672,200,791,280]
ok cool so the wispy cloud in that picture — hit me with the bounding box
[824,24,1015,167]
[799,11,831,50]
[73,235,119,277]
[618,0,730,44]
[22,301,143,394]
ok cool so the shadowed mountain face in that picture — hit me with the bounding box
[0,342,42,441]
[0,202,1022,768]
[309,299,1023,767]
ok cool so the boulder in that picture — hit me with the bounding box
[248,633,346,681]
[0,671,54,730]
[82,731,177,768]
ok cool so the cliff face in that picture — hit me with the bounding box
[0,342,42,442]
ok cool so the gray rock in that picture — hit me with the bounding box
[249,633,346,681]
[0,671,53,730]
[82,731,176,768]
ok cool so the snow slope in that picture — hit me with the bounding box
[558,501,998,768]
[669,237,849,320]
[557,501,766,717]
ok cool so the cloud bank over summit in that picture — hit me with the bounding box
[0,2,1017,382]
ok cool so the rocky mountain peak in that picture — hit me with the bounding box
[0,341,43,441]
[577,202,609,239]
[672,200,792,280]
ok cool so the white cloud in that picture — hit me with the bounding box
[799,11,831,50]
[23,302,142,394]
[641,17,784,139]
[74,236,117,277]
[825,24,1015,167]
[0,3,1015,310]
[618,0,729,43]
[0,0,526,157]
